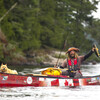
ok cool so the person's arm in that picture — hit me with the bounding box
[83,50,94,61]
[60,59,67,69]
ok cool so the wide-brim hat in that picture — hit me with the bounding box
[66,47,80,54]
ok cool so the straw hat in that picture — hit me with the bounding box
[66,47,80,54]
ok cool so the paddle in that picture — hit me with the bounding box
[26,73,47,76]
[31,40,67,75]
[54,40,67,68]
[33,67,52,73]
[93,44,100,57]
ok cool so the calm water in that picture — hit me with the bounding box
[0,64,100,100]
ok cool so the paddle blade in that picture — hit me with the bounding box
[93,44,100,57]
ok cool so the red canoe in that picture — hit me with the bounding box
[0,72,100,87]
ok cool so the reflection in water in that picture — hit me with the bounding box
[0,64,100,100]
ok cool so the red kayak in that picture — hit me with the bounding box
[0,72,100,87]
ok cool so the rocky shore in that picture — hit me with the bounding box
[26,51,66,67]
[6,50,66,67]
[5,50,98,66]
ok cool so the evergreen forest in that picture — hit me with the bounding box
[0,0,100,65]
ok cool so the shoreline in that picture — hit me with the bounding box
[6,50,98,67]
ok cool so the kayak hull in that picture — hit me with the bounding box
[0,72,100,87]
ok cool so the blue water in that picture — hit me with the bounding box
[0,64,100,100]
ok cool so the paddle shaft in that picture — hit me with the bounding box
[54,40,67,67]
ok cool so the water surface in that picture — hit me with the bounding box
[0,64,100,100]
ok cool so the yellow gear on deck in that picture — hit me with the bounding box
[41,68,62,76]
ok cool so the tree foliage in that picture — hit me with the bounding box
[0,0,99,62]
[85,19,100,46]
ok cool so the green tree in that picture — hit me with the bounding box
[0,0,99,64]
[59,0,98,51]
[85,19,100,45]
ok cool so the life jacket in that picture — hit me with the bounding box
[67,58,80,71]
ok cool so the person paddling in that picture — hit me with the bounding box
[60,47,95,78]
